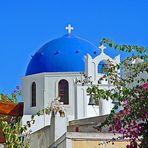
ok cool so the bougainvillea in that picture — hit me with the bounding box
[0,90,65,147]
[87,39,148,148]
[107,83,148,148]
[0,87,30,148]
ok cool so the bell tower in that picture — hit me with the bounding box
[84,44,120,116]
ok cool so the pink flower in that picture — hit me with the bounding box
[109,127,112,131]
[118,110,124,115]
[108,63,113,67]
[134,87,139,93]
[115,123,121,131]
[119,129,124,134]
[142,82,148,90]
[141,96,145,99]
[16,86,20,90]
[126,144,130,148]
[144,112,148,116]
[123,100,129,106]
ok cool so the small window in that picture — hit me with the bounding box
[98,61,107,74]
[58,79,69,105]
[31,82,36,107]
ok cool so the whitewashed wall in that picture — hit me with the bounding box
[22,73,44,115]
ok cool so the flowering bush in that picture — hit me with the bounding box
[0,89,65,147]
[107,83,148,148]
[0,87,30,148]
[0,86,21,103]
[88,39,148,148]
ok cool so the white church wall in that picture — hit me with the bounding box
[76,85,100,119]
[77,83,114,117]
[50,114,68,144]
[28,125,51,148]
[86,94,99,117]
[43,72,82,121]
[84,51,120,116]
[22,72,84,133]
[75,85,87,119]
[22,74,50,133]
[22,114,50,133]
[85,54,94,79]
[22,74,44,115]
[98,84,114,115]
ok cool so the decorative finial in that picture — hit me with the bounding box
[99,44,106,53]
[65,24,74,34]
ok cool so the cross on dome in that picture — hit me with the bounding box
[99,44,106,53]
[65,24,74,34]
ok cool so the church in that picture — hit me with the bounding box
[21,25,128,147]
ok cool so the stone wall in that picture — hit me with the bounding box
[28,126,50,148]
[68,115,108,132]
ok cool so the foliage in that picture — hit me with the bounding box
[0,93,65,147]
[0,86,21,103]
[87,38,148,148]
[1,119,29,148]
[0,86,30,148]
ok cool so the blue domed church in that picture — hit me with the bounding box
[22,25,120,140]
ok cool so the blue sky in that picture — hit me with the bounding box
[0,0,148,94]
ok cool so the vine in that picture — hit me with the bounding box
[87,38,148,148]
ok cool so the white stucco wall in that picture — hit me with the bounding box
[75,85,99,119]
[43,72,82,120]
[22,72,82,132]
[22,74,44,115]
[22,72,82,116]
[28,125,51,148]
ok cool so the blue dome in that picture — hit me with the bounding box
[26,34,100,75]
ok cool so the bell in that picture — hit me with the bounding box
[88,95,96,105]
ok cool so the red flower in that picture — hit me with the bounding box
[109,127,112,131]
[118,110,124,115]
[142,82,148,90]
